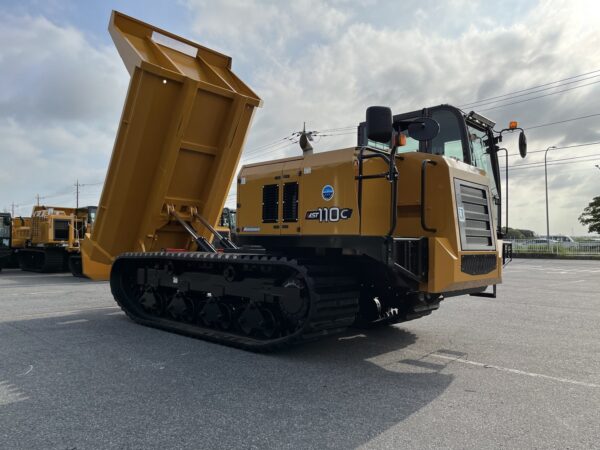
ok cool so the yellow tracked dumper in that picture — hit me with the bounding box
[84,12,525,351]
[18,206,79,272]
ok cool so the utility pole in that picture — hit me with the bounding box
[36,194,40,206]
[11,202,17,217]
[75,179,80,209]
[544,145,557,251]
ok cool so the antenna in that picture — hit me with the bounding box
[299,122,314,155]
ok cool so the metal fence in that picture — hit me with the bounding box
[508,239,600,256]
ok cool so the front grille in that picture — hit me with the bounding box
[53,219,70,241]
[461,254,497,275]
[262,184,279,223]
[454,179,495,250]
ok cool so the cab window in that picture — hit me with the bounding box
[430,109,466,162]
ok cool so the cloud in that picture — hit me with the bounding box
[184,0,600,234]
[1,1,599,235]
[0,13,128,214]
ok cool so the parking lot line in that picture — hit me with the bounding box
[57,319,89,325]
[426,352,600,389]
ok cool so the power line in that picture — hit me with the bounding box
[499,141,600,158]
[459,68,600,107]
[463,74,600,109]
[242,140,298,163]
[524,113,600,131]
[503,157,600,171]
[243,135,295,155]
[242,71,600,160]
[480,79,600,112]
[509,153,600,168]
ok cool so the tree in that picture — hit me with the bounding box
[579,196,600,234]
[517,228,536,238]
[504,227,525,239]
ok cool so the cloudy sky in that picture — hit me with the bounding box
[1,0,599,235]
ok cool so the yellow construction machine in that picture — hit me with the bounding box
[5,216,32,268]
[213,207,236,247]
[67,206,98,276]
[17,205,96,272]
[82,12,526,350]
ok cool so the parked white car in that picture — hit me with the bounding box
[548,235,577,248]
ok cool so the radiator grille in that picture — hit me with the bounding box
[53,219,70,241]
[461,254,497,275]
[455,179,495,250]
[282,182,299,222]
[262,184,279,223]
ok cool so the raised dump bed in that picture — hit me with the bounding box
[81,11,261,280]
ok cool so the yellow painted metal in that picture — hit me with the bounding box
[11,217,31,249]
[238,148,502,295]
[81,11,261,280]
[29,206,78,248]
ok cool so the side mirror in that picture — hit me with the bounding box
[518,131,527,158]
[366,106,393,143]
[407,118,440,141]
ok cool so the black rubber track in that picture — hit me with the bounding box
[110,252,360,352]
[18,248,67,273]
[68,254,86,278]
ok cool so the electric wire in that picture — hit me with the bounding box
[504,157,600,171]
[479,79,600,112]
[463,74,600,110]
[459,68,600,107]
[509,153,600,168]
[499,141,600,158]
[524,113,600,131]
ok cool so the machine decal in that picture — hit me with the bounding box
[242,226,260,232]
[457,206,465,222]
[305,207,352,223]
[321,185,334,201]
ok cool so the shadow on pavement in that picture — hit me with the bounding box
[0,307,452,449]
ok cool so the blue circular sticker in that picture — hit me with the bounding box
[322,184,334,201]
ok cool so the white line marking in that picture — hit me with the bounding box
[18,365,34,376]
[57,319,89,325]
[429,353,600,389]
[3,306,119,321]
[106,311,124,316]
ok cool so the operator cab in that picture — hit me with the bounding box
[359,105,500,189]
[358,104,505,234]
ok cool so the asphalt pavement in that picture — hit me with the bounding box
[1,259,599,449]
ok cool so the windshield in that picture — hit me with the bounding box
[88,208,97,225]
[430,109,466,162]
[467,123,498,197]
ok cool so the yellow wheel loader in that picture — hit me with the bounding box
[81,11,525,351]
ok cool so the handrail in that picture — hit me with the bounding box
[420,159,437,232]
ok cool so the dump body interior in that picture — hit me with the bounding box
[81,11,261,280]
